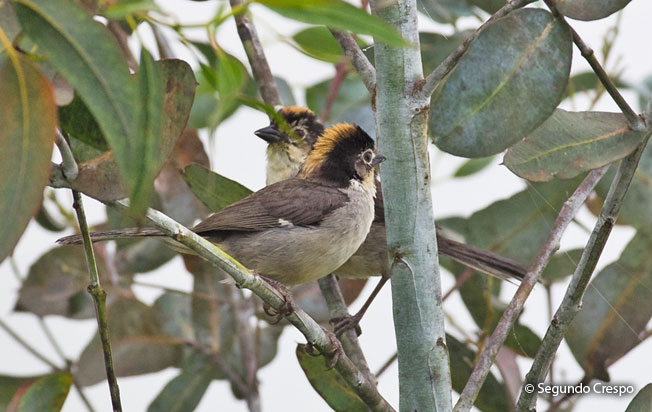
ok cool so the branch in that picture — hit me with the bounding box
[418,0,537,99]
[453,166,609,412]
[330,29,376,93]
[516,126,652,411]
[0,319,61,370]
[371,0,452,410]
[229,0,282,106]
[71,191,122,412]
[55,130,78,181]
[109,200,394,412]
[541,0,645,131]
[317,275,374,384]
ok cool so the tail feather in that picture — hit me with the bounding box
[56,228,164,246]
[436,234,528,283]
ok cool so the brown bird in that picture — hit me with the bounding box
[59,124,385,315]
[255,106,528,332]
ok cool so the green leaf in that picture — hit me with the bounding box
[292,26,365,63]
[181,163,253,212]
[275,76,295,106]
[153,292,195,341]
[468,0,506,14]
[448,334,510,412]
[566,230,652,380]
[0,1,21,46]
[128,48,165,219]
[147,353,214,412]
[305,74,370,124]
[76,298,182,386]
[58,94,109,151]
[557,0,632,21]
[0,53,56,263]
[16,246,110,318]
[14,0,138,189]
[626,383,652,412]
[296,344,367,412]
[504,109,645,181]
[256,0,406,47]
[453,156,494,178]
[62,59,196,202]
[9,373,72,412]
[540,249,584,285]
[0,375,38,410]
[104,0,160,19]
[430,8,572,157]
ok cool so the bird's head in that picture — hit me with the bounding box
[255,106,325,185]
[298,124,386,189]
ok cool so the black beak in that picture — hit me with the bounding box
[255,125,285,144]
[372,154,387,165]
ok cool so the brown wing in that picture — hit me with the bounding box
[191,179,349,234]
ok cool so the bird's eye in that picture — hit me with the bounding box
[295,129,305,138]
[362,150,374,164]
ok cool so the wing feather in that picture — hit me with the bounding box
[191,179,349,234]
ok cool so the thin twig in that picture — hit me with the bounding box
[107,21,138,71]
[185,340,251,397]
[330,29,376,93]
[150,23,174,59]
[71,191,122,412]
[375,352,397,378]
[442,268,473,301]
[320,61,351,123]
[317,274,375,384]
[72,381,96,412]
[516,128,652,411]
[0,319,61,370]
[418,0,537,100]
[109,200,394,412]
[38,318,68,365]
[131,280,225,303]
[454,166,609,412]
[55,130,78,181]
[229,0,282,106]
[542,0,645,131]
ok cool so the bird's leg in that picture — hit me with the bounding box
[331,276,389,336]
[260,275,297,323]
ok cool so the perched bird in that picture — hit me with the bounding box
[255,106,528,331]
[58,124,386,292]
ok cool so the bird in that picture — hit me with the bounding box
[255,106,528,332]
[58,124,386,316]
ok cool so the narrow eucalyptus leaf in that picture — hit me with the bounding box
[10,373,72,412]
[625,383,652,412]
[181,163,253,212]
[0,54,56,263]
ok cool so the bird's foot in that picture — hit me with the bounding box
[260,276,296,324]
[331,313,363,337]
[306,328,343,369]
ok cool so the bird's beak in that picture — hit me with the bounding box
[255,125,285,144]
[372,154,387,165]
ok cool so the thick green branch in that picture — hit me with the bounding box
[371,0,452,410]
[516,126,652,411]
[454,166,609,412]
[71,191,122,412]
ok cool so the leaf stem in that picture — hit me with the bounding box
[541,0,645,131]
[0,319,61,370]
[55,130,78,181]
[71,190,122,412]
[454,166,609,412]
[516,126,652,411]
